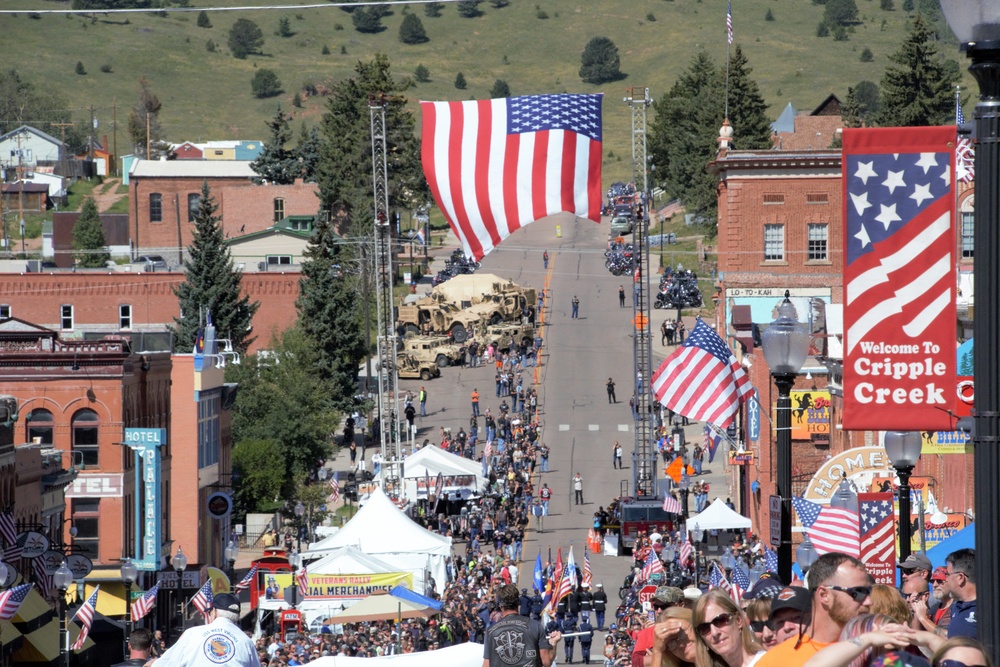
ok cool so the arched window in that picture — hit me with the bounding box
[72,409,100,468]
[960,195,975,259]
[26,408,53,445]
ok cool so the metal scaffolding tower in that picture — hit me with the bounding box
[625,87,658,498]
[369,96,402,493]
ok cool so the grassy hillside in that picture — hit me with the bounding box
[2,0,968,183]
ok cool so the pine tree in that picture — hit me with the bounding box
[424,2,445,17]
[725,45,773,150]
[197,10,211,27]
[352,7,384,33]
[579,37,624,84]
[457,0,483,18]
[294,123,321,182]
[251,107,299,184]
[414,64,431,82]
[490,79,511,98]
[72,197,110,268]
[454,72,467,89]
[277,16,293,37]
[172,182,259,354]
[399,13,428,43]
[126,78,170,158]
[874,13,958,127]
[228,18,265,59]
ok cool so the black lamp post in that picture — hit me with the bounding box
[884,431,923,562]
[54,559,73,667]
[795,536,819,578]
[691,523,704,587]
[939,3,1000,659]
[760,290,810,585]
[120,558,138,647]
[173,547,187,634]
[225,540,238,593]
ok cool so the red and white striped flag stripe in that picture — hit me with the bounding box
[662,495,682,514]
[131,582,160,621]
[235,565,258,593]
[680,539,693,568]
[71,586,100,650]
[297,565,309,598]
[582,551,593,588]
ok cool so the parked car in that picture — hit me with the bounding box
[133,255,168,270]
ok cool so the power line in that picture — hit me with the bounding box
[0,0,465,15]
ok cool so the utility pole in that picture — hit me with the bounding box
[112,98,118,177]
[89,106,96,163]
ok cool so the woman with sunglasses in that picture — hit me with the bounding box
[802,613,944,667]
[931,637,992,667]
[651,608,698,667]
[743,599,775,650]
[691,589,764,667]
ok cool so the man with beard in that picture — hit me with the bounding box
[912,566,952,637]
[755,553,873,667]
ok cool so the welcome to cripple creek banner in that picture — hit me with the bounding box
[842,126,956,430]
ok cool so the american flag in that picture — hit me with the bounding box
[680,538,693,569]
[727,0,734,44]
[131,581,160,621]
[765,548,779,574]
[0,583,32,621]
[484,440,493,459]
[859,494,896,563]
[191,580,214,621]
[328,472,340,505]
[641,549,665,581]
[651,319,754,429]
[0,508,17,559]
[71,586,100,650]
[582,550,593,588]
[792,497,860,558]
[956,92,974,183]
[709,562,732,598]
[731,565,750,603]
[420,94,603,261]
[842,128,956,431]
[297,565,309,598]
[662,495,682,514]
[234,564,258,593]
[555,560,575,604]
[32,556,52,597]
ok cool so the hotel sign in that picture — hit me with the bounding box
[125,428,165,572]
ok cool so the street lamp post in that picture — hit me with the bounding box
[54,560,73,667]
[225,540,239,593]
[760,290,811,585]
[795,536,819,577]
[663,542,676,576]
[120,558,138,647]
[174,547,187,634]
[884,431,923,562]
[938,2,1000,659]
[691,523,704,588]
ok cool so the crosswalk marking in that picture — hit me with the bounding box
[559,424,570,431]
[618,424,630,431]
[588,425,599,431]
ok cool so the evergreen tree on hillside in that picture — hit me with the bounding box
[229,18,265,59]
[251,107,299,184]
[579,37,624,84]
[874,13,958,126]
[295,124,322,183]
[424,2,445,17]
[725,45,773,150]
[353,7,384,33]
[197,10,211,28]
[399,13,429,43]
[842,80,881,128]
[72,197,110,268]
[825,0,859,25]
[457,1,484,17]
[490,79,511,98]
[172,182,259,354]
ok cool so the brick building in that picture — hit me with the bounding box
[0,272,301,353]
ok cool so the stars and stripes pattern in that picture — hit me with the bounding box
[709,562,733,599]
[420,94,603,261]
[71,586,100,650]
[484,441,493,459]
[0,509,17,560]
[680,538,693,569]
[765,548,779,574]
[652,319,754,429]
[792,497,861,557]
[727,0,734,44]
[956,93,974,184]
[234,564,258,593]
[0,583,32,621]
[859,495,896,563]
[582,550,593,588]
[131,581,160,621]
[191,580,214,621]
[297,565,309,598]
[328,472,340,505]
[662,494,682,514]
[555,560,575,604]
[641,549,665,581]
[32,556,52,598]
[731,565,750,603]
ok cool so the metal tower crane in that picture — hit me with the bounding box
[624,86,658,498]
[369,95,402,495]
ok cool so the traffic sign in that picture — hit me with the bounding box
[638,584,657,605]
[769,495,782,548]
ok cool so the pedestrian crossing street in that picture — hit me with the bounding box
[556,424,631,432]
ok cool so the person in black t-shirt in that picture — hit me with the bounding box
[484,584,561,667]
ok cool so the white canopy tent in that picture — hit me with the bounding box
[685,499,752,531]
[300,488,452,595]
[402,446,486,500]
[311,643,482,667]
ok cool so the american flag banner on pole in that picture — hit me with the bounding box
[235,564,258,593]
[858,493,897,584]
[420,94,603,261]
[0,509,19,560]
[662,494,682,514]
[641,549,665,581]
[764,548,779,574]
[71,586,100,650]
[955,92,974,184]
[792,497,860,558]
[32,556,52,598]
[841,127,956,431]
[555,561,574,604]
[131,581,160,621]
[191,580,214,622]
[297,565,309,598]
[731,565,750,603]
[582,550,593,588]
[0,583,32,621]
[651,319,754,429]
[328,472,340,505]
[709,562,733,598]
[680,538,693,569]
[566,547,578,589]
[727,0,734,44]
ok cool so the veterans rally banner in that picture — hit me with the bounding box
[842,127,956,430]
[268,572,413,600]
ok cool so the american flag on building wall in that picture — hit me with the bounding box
[0,509,19,560]
[793,497,860,558]
[420,94,603,261]
[71,586,100,650]
[32,556,52,598]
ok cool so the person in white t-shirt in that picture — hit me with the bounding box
[150,593,260,667]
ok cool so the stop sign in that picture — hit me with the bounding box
[638,585,657,605]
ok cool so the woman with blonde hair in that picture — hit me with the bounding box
[691,589,764,667]
[802,613,944,667]
[932,637,992,667]
[651,607,698,667]
[742,598,774,649]
[870,584,912,625]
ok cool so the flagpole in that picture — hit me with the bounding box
[725,0,733,121]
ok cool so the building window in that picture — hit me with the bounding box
[198,395,221,469]
[0,305,9,319]
[764,224,784,261]
[763,194,785,205]
[961,196,974,260]
[72,408,100,468]
[274,197,285,223]
[149,193,163,222]
[188,193,201,222]
[120,304,132,330]
[266,255,292,266]
[71,498,100,561]
[26,408,53,445]
[808,224,829,261]
[61,305,73,330]
[806,193,829,204]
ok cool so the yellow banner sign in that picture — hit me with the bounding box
[789,391,831,443]
[921,430,971,455]
[265,572,413,600]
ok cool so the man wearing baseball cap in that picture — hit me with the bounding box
[151,593,260,667]
[898,553,933,598]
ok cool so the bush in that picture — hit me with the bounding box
[880,0,894,9]
[490,79,511,98]
[277,17,293,37]
[457,1,483,17]
[579,36,624,84]
[229,18,264,59]
[207,39,216,52]
[765,8,775,21]
[646,12,656,21]
[251,69,283,98]
[425,2,445,16]
[536,9,548,18]
[414,64,431,82]
[197,10,211,28]
[75,61,86,75]
[902,0,913,10]
[293,92,303,108]
[399,13,428,43]
[860,47,874,61]
[100,63,113,73]
[352,7,384,33]
[322,44,330,55]
[832,23,848,40]
[455,72,467,89]
[817,21,830,36]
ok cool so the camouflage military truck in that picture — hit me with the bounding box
[401,334,467,368]
[394,353,441,381]
[395,301,481,343]
[480,323,536,354]
[430,275,538,325]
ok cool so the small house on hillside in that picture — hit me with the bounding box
[0,126,63,174]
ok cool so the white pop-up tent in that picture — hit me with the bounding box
[301,487,452,594]
[686,499,752,531]
[311,643,483,667]
[403,446,486,500]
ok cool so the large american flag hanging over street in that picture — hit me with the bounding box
[421,94,603,261]
[858,493,897,584]
[651,319,753,429]
[842,127,956,431]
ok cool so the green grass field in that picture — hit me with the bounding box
[2,1,969,184]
